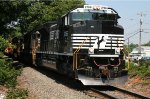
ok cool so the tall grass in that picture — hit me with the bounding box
[127,61,150,77]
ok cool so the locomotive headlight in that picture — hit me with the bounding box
[88,47,94,54]
[115,48,120,54]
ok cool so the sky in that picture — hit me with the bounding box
[85,0,150,45]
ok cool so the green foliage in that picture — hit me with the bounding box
[7,88,28,99]
[0,1,29,38]
[128,62,150,77]
[23,2,51,32]
[143,41,150,46]
[0,52,4,58]
[20,0,85,33]
[0,52,27,98]
[0,58,21,88]
[11,27,22,38]
[124,43,138,53]
[49,0,85,20]
[0,36,9,51]
[140,59,150,67]
[0,0,85,37]
[140,80,150,86]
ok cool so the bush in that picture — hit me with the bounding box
[0,58,21,88]
[0,36,9,52]
[139,59,150,67]
[128,62,150,77]
[0,52,4,58]
[0,51,28,98]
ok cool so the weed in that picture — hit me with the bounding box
[7,88,28,99]
[127,61,150,77]
[140,80,150,86]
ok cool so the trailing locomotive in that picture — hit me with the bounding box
[14,5,127,85]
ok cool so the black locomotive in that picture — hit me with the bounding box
[12,5,127,85]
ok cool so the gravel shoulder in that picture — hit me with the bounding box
[18,67,99,99]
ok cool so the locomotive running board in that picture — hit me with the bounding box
[77,74,128,86]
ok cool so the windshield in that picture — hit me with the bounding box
[72,12,116,21]
[72,12,93,21]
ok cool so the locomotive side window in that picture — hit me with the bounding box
[50,31,54,40]
[50,31,54,52]
[49,24,59,53]
[64,31,68,42]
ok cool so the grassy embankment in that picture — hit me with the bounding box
[0,52,28,99]
[127,60,150,85]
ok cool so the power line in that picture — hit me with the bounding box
[125,31,139,41]
[125,29,139,38]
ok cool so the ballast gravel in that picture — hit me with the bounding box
[20,67,101,99]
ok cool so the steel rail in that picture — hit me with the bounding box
[90,86,150,99]
[111,86,150,99]
[90,88,116,99]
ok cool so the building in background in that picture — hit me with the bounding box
[130,46,150,61]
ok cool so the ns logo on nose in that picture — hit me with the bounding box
[97,36,104,48]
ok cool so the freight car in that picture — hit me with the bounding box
[14,5,128,85]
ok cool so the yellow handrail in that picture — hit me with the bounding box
[73,37,89,70]
[118,39,130,69]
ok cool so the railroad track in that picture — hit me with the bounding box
[112,86,150,99]
[86,86,150,99]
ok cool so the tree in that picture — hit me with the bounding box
[0,36,9,51]
[124,43,138,55]
[19,0,85,33]
[0,1,30,38]
[0,0,85,39]
[143,41,150,46]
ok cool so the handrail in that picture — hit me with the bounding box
[73,37,89,70]
[116,38,131,69]
[73,37,89,54]
[118,39,130,69]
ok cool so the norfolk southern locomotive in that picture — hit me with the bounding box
[13,5,127,85]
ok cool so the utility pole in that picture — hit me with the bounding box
[127,38,130,51]
[137,12,145,55]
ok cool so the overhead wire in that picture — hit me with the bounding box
[125,31,140,41]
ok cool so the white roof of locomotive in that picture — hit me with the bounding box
[71,5,117,14]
